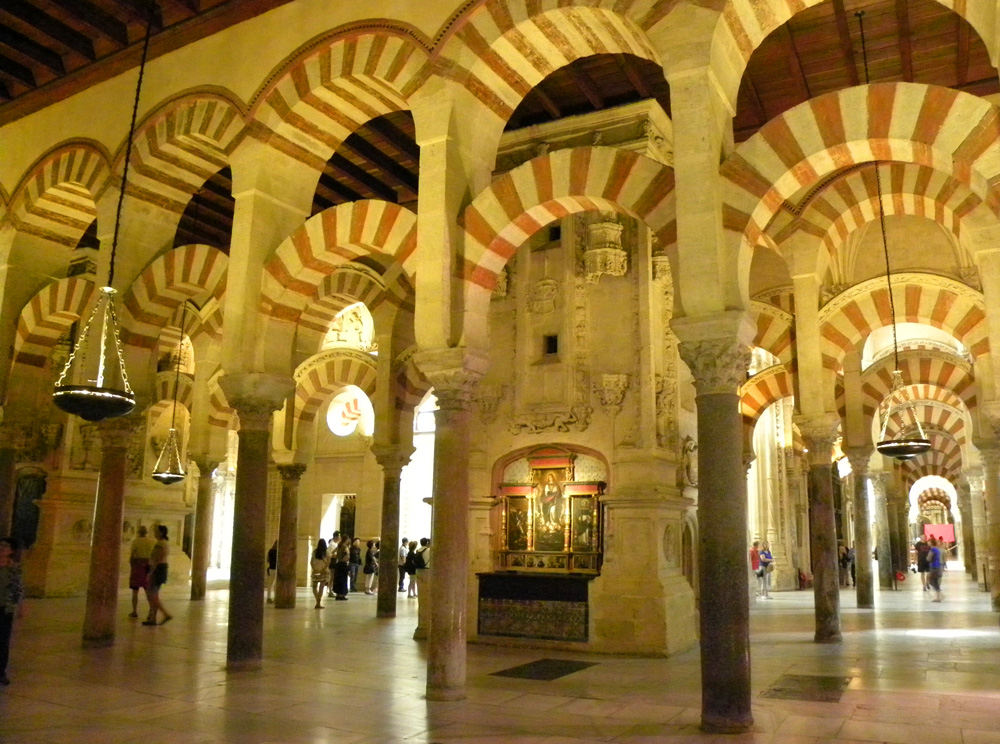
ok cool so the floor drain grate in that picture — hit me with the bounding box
[491,658,597,681]
[760,674,852,702]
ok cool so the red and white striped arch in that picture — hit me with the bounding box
[8,143,110,248]
[704,1,991,107]
[818,274,988,370]
[12,277,96,367]
[207,369,234,429]
[789,164,983,280]
[297,267,388,336]
[461,146,674,344]
[751,301,794,364]
[293,350,378,425]
[262,200,416,323]
[884,405,968,448]
[740,364,793,425]
[860,352,976,432]
[153,372,194,412]
[394,347,431,411]
[120,245,228,349]
[722,84,1000,267]
[900,440,964,488]
[253,31,428,163]
[440,5,660,123]
[128,95,244,214]
[916,486,953,510]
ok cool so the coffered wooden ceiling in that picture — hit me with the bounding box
[4,0,994,251]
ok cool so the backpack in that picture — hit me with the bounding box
[413,550,426,570]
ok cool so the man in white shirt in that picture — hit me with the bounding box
[397,537,409,592]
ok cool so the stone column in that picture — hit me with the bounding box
[980,446,1000,609]
[871,472,894,589]
[845,447,874,609]
[675,316,753,734]
[414,349,484,701]
[373,445,412,618]
[0,422,18,535]
[219,374,293,670]
[957,481,976,578]
[967,468,987,589]
[189,457,219,601]
[81,417,133,648]
[275,464,306,609]
[796,414,842,643]
[886,485,907,577]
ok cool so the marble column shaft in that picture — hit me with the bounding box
[871,473,894,589]
[678,336,753,734]
[980,448,1000,609]
[373,447,409,619]
[426,390,473,701]
[190,458,219,601]
[799,424,841,643]
[82,419,132,648]
[226,401,276,670]
[967,469,987,590]
[958,483,976,578]
[275,464,306,609]
[846,449,873,609]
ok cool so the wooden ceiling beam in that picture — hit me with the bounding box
[328,154,398,201]
[112,0,164,30]
[832,0,859,86]
[0,24,65,74]
[957,19,970,86]
[0,54,35,87]
[1,1,96,60]
[895,0,913,83]
[616,54,652,98]
[366,117,419,161]
[569,66,604,110]
[317,174,365,204]
[45,0,130,47]
[533,88,562,118]
[0,80,10,100]
[779,24,810,100]
[340,136,418,192]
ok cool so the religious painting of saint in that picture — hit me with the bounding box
[533,470,566,552]
[506,499,529,551]
[572,498,594,550]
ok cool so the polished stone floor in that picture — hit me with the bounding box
[2,568,998,743]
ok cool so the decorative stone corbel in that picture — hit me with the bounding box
[595,374,630,416]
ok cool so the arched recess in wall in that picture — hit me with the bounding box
[459,146,675,348]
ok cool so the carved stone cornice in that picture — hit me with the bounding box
[276,463,307,482]
[677,340,751,396]
[413,348,487,410]
[794,413,840,467]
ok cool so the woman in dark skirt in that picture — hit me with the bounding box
[363,540,379,594]
[143,525,173,625]
[332,536,351,600]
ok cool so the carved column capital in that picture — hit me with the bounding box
[219,373,294,432]
[414,348,487,410]
[191,457,220,476]
[844,446,873,478]
[277,463,307,482]
[676,339,751,395]
[97,416,136,451]
[869,471,890,493]
[371,444,414,477]
[794,413,840,467]
[965,466,985,494]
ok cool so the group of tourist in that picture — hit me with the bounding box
[913,534,947,602]
[748,540,774,599]
[308,533,430,608]
[127,524,173,625]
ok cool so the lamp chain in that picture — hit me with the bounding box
[171,304,186,430]
[857,10,900,371]
[108,7,155,288]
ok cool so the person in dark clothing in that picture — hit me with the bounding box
[915,536,931,592]
[332,536,351,600]
[266,540,278,603]
[348,537,361,592]
[363,540,379,594]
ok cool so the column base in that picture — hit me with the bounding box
[226,658,263,672]
[425,686,466,702]
[81,635,114,649]
[814,632,843,643]
[701,716,753,734]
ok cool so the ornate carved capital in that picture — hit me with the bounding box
[370,444,414,477]
[795,413,840,466]
[595,374,630,415]
[192,458,220,477]
[277,463,307,482]
[414,348,487,411]
[219,373,294,432]
[965,466,985,494]
[97,417,135,451]
[868,471,890,494]
[475,384,507,424]
[230,398,280,432]
[844,446,873,478]
[677,339,751,396]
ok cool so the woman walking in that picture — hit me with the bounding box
[928,536,944,602]
[310,539,330,608]
[363,540,379,594]
[143,525,173,625]
[332,536,351,601]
